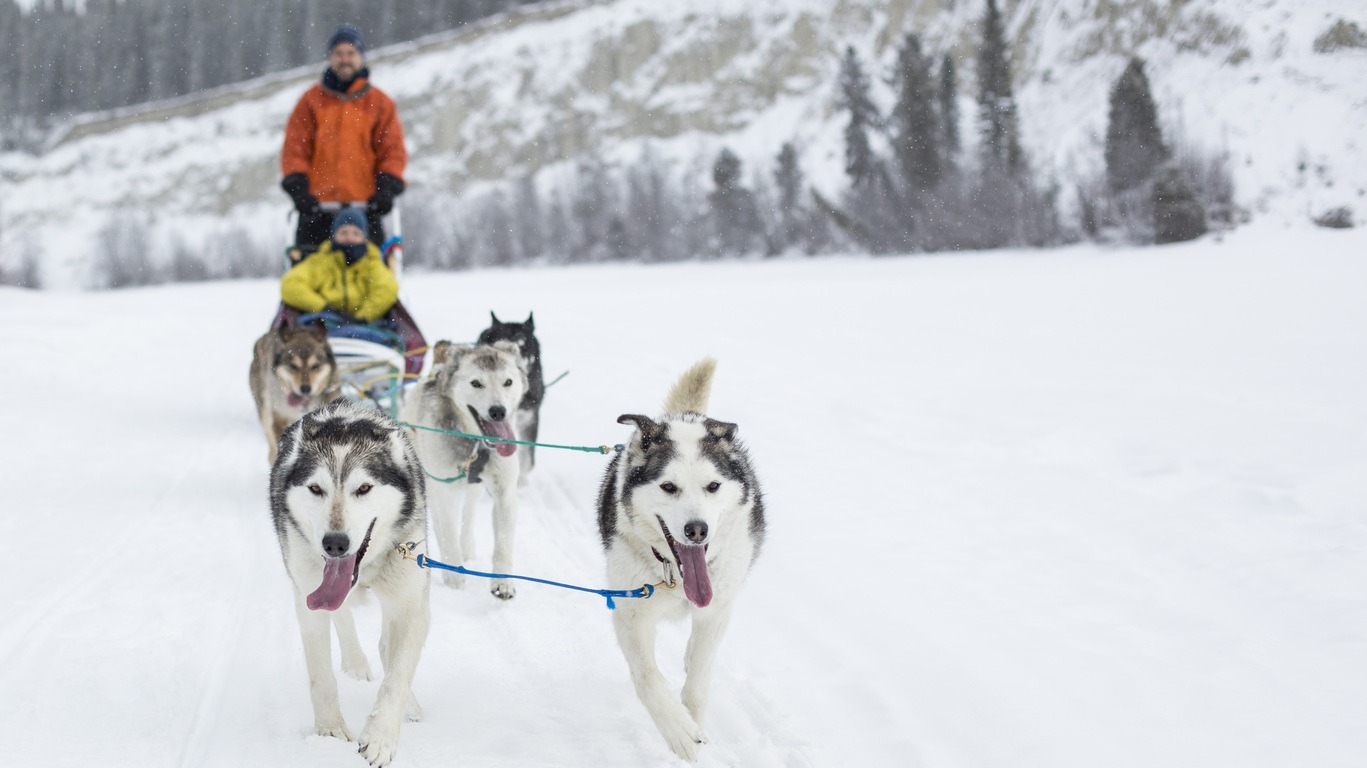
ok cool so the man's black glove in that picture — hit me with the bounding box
[367,172,405,216]
[281,173,321,216]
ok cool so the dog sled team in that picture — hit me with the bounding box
[248,22,767,767]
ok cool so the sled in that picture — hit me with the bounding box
[271,202,426,413]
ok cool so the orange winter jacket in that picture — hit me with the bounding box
[281,76,407,203]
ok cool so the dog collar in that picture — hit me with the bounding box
[651,547,677,588]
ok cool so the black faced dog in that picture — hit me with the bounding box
[477,312,544,475]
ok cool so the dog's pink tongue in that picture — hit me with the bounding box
[486,420,517,457]
[678,545,713,607]
[306,555,356,611]
[287,393,308,408]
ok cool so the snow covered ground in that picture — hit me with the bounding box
[2,225,1365,767]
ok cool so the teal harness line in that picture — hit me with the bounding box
[398,546,658,609]
[399,421,624,455]
[421,466,467,484]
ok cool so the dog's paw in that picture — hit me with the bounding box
[491,580,516,600]
[441,571,466,589]
[313,718,352,742]
[658,711,706,762]
[405,693,424,723]
[341,653,373,682]
[357,719,400,767]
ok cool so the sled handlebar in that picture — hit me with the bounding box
[318,201,369,212]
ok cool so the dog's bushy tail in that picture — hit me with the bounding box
[663,358,716,415]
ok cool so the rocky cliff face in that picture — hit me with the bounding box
[3,0,1363,287]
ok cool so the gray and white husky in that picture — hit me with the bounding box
[269,401,430,767]
[596,358,766,761]
[400,340,528,599]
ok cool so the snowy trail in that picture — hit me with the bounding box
[3,226,1366,767]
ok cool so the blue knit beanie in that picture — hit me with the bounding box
[328,24,365,53]
[331,207,369,237]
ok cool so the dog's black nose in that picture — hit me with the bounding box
[488,405,506,421]
[683,520,708,543]
[299,383,312,395]
[322,532,350,558]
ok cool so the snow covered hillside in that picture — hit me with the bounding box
[3,0,1366,288]
[1,224,1365,767]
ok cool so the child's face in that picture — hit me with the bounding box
[333,224,366,246]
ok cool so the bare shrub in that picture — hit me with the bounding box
[1314,207,1354,229]
[96,214,157,289]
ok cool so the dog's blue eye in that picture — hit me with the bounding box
[308,483,324,496]
[660,482,678,494]
[706,482,721,493]
[355,483,372,496]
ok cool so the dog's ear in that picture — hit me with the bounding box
[703,418,737,442]
[489,311,500,326]
[617,414,663,451]
[277,322,294,341]
[307,319,329,340]
[301,411,325,442]
[432,340,453,366]
[524,312,534,331]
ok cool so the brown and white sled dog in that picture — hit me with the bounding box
[270,401,430,767]
[596,358,766,761]
[399,340,528,599]
[250,321,341,465]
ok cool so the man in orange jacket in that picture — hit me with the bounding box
[281,24,407,248]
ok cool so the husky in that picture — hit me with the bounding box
[269,401,430,767]
[250,321,341,465]
[399,340,528,599]
[476,312,544,478]
[596,358,766,761]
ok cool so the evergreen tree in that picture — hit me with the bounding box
[774,143,803,214]
[774,142,804,249]
[975,0,1023,176]
[939,54,960,171]
[1105,57,1169,192]
[838,46,879,189]
[890,32,940,192]
[709,147,762,255]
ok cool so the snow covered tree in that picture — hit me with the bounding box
[838,46,879,189]
[890,33,941,192]
[1105,57,1169,192]
[975,0,1023,177]
[940,54,960,173]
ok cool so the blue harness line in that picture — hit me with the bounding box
[397,544,659,609]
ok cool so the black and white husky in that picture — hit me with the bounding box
[400,340,528,599]
[596,358,766,761]
[477,312,544,478]
[269,401,430,767]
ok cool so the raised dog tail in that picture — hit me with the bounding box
[663,358,716,415]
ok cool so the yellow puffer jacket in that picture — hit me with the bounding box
[280,241,398,322]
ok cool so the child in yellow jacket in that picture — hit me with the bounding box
[280,207,398,323]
